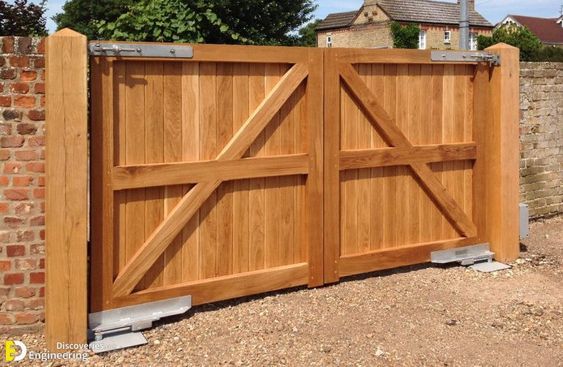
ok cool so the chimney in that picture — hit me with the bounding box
[458,0,475,11]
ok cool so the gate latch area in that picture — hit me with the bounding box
[431,244,511,273]
[88,296,192,353]
[431,51,501,66]
[89,42,194,58]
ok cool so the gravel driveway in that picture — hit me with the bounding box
[12,216,563,366]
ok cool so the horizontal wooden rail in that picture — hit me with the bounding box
[339,237,478,277]
[339,143,477,170]
[113,154,309,190]
[112,263,309,308]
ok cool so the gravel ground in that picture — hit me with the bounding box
[7,216,563,366]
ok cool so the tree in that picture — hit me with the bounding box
[295,19,322,47]
[55,0,316,45]
[477,25,542,61]
[53,0,134,39]
[390,22,420,49]
[0,0,47,36]
[98,0,242,43]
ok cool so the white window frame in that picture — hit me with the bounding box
[469,32,478,51]
[327,35,333,48]
[444,31,452,44]
[418,30,427,49]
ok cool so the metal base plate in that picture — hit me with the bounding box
[431,244,493,265]
[470,261,511,273]
[90,332,147,354]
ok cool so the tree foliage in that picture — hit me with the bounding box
[53,0,133,39]
[390,22,420,49]
[55,0,317,45]
[477,25,542,61]
[0,0,47,36]
[295,19,322,47]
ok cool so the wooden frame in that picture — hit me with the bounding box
[45,36,520,349]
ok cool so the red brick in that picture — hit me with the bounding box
[17,123,37,135]
[0,232,11,243]
[16,229,33,241]
[17,38,32,54]
[37,176,45,186]
[30,243,44,255]
[33,188,44,199]
[28,109,45,121]
[26,299,44,310]
[0,68,17,80]
[38,258,44,269]
[4,189,29,201]
[4,273,24,285]
[8,56,29,67]
[26,162,44,173]
[4,162,22,174]
[2,109,21,120]
[0,82,3,92]
[0,96,11,107]
[0,57,4,67]
[14,203,32,215]
[12,176,32,186]
[2,37,15,53]
[10,82,30,94]
[14,286,35,298]
[29,272,44,284]
[34,83,45,94]
[37,39,46,54]
[0,286,9,296]
[6,245,25,257]
[30,215,44,226]
[0,136,24,148]
[15,312,40,325]
[28,136,44,147]
[0,123,11,135]
[39,287,44,297]
[20,70,37,81]
[0,150,10,160]
[0,176,8,185]
[40,96,45,107]
[32,57,45,68]
[4,217,24,227]
[4,299,24,311]
[14,96,35,108]
[0,202,8,213]
[0,260,11,272]
[15,150,38,161]
[0,313,15,325]
[14,258,36,271]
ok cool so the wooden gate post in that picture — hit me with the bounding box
[484,43,520,262]
[45,29,88,350]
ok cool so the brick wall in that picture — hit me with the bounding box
[0,36,45,334]
[519,62,563,219]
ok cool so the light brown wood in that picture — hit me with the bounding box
[339,143,477,170]
[112,154,309,190]
[45,29,88,351]
[112,63,308,297]
[485,44,521,262]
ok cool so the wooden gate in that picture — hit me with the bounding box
[45,29,519,349]
[89,44,323,311]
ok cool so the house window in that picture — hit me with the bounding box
[469,32,478,50]
[327,35,333,48]
[444,31,452,44]
[418,30,427,49]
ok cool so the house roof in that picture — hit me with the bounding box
[508,15,563,45]
[317,0,493,31]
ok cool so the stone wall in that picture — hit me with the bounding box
[0,36,45,334]
[519,62,563,218]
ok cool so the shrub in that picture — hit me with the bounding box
[390,22,420,49]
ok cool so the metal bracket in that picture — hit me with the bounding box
[431,243,511,273]
[431,51,501,66]
[88,296,191,353]
[89,43,194,58]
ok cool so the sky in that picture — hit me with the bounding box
[21,0,563,34]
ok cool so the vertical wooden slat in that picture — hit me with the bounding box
[370,64,385,252]
[181,62,201,282]
[396,65,409,246]
[199,62,218,278]
[46,29,88,350]
[408,64,421,244]
[419,64,433,243]
[430,65,445,241]
[356,65,371,254]
[143,62,165,288]
[485,44,520,261]
[216,63,234,276]
[232,63,250,274]
[382,64,397,249]
[248,64,266,271]
[441,64,456,238]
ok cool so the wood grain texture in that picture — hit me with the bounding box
[45,29,88,350]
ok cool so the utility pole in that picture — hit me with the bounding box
[459,0,470,50]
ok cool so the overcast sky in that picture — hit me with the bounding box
[32,0,563,33]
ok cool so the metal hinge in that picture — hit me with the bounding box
[89,42,194,58]
[431,51,501,66]
[88,296,191,353]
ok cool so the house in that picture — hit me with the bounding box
[316,0,494,50]
[497,15,563,47]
